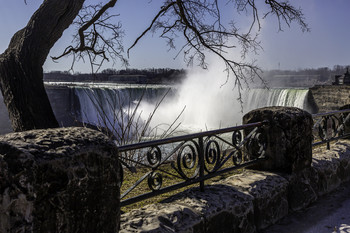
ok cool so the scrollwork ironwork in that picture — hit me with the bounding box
[176,140,199,180]
[338,112,350,136]
[232,130,242,147]
[147,146,162,167]
[204,139,221,173]
[231,150,243,165]
[316,115,343,141]
[312,109,350,148]
[118,109,350,207]
[118,120,269,207]
[246,129,267,159]
[148,172,163,191]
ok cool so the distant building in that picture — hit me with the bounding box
[333,68,350,85]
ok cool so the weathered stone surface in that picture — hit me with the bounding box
[120,141,350,233]
[243,107,313,173]
[312,140,350,196]
[281,141,350,212]
[120,185,255,233]
[120,138,350,233]
[218,170,289,230]
[310,85,350,113]
[283,169,318,211]
[0,127,120,233]
[121,202,200,233]
[121,171,289,232]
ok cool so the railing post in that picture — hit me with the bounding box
[198,137,205,191]
[243,106,313,173]
[325,116,331,150]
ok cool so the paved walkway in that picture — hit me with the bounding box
[262,181,350,233]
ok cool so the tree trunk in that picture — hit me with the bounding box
[0,0,85,131]
[0,53,58,131]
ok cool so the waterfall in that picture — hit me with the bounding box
[243,88,311,113]
[0,83,316,136]
[72,85,313,138]
[73,85,173,138]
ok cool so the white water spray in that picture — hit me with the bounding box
[72,67,313,137]
[136,67,312,134]
[137,65,245,133]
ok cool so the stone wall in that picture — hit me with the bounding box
[310,85,350,112]
[1,107,350,232]
[120,107,350,233]
[120,141,350,233]
[0,127,120,233]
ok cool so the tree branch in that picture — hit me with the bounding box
[127,1,177,57]
[52,0,126,72]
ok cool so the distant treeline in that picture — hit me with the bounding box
[263,65,349,81]
[44,68,187,84]
[260,65,350,87]
[44,65,349,87]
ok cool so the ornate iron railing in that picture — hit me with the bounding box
[118,121,268,207]
[312,109,350,149]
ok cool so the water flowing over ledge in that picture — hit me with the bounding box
[71,84,316,135]
[0,83,319,135]
[244,88,311,112]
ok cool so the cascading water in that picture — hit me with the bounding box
[244,88,311,113]
[72,85,314,141]
[73,84,173,140]
[0,79,316,137]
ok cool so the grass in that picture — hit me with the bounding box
[120,141,340,213]
[120,158,242,213]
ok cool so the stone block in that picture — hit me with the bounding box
[283,169,318,211]
[218,170,289,230]
[312,140,350,196]
[243,107,313,173]
[120,185,255,233]
[0,127,120,233]
[312,151,341,196]
[336,142,350,181]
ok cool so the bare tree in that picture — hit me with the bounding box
[0,0,85,131]
[0,0,308,131]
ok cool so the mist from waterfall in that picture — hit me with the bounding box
[71,68,244,137]
[134,70,312,135]
[72,67,313,138]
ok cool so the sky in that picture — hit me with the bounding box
[0,0,349,72]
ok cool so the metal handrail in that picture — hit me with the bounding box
[312,109,350,118]
[312,109,350,149]
[118,121,268,152]
[118,108,350,207]
[118,120,269,207]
